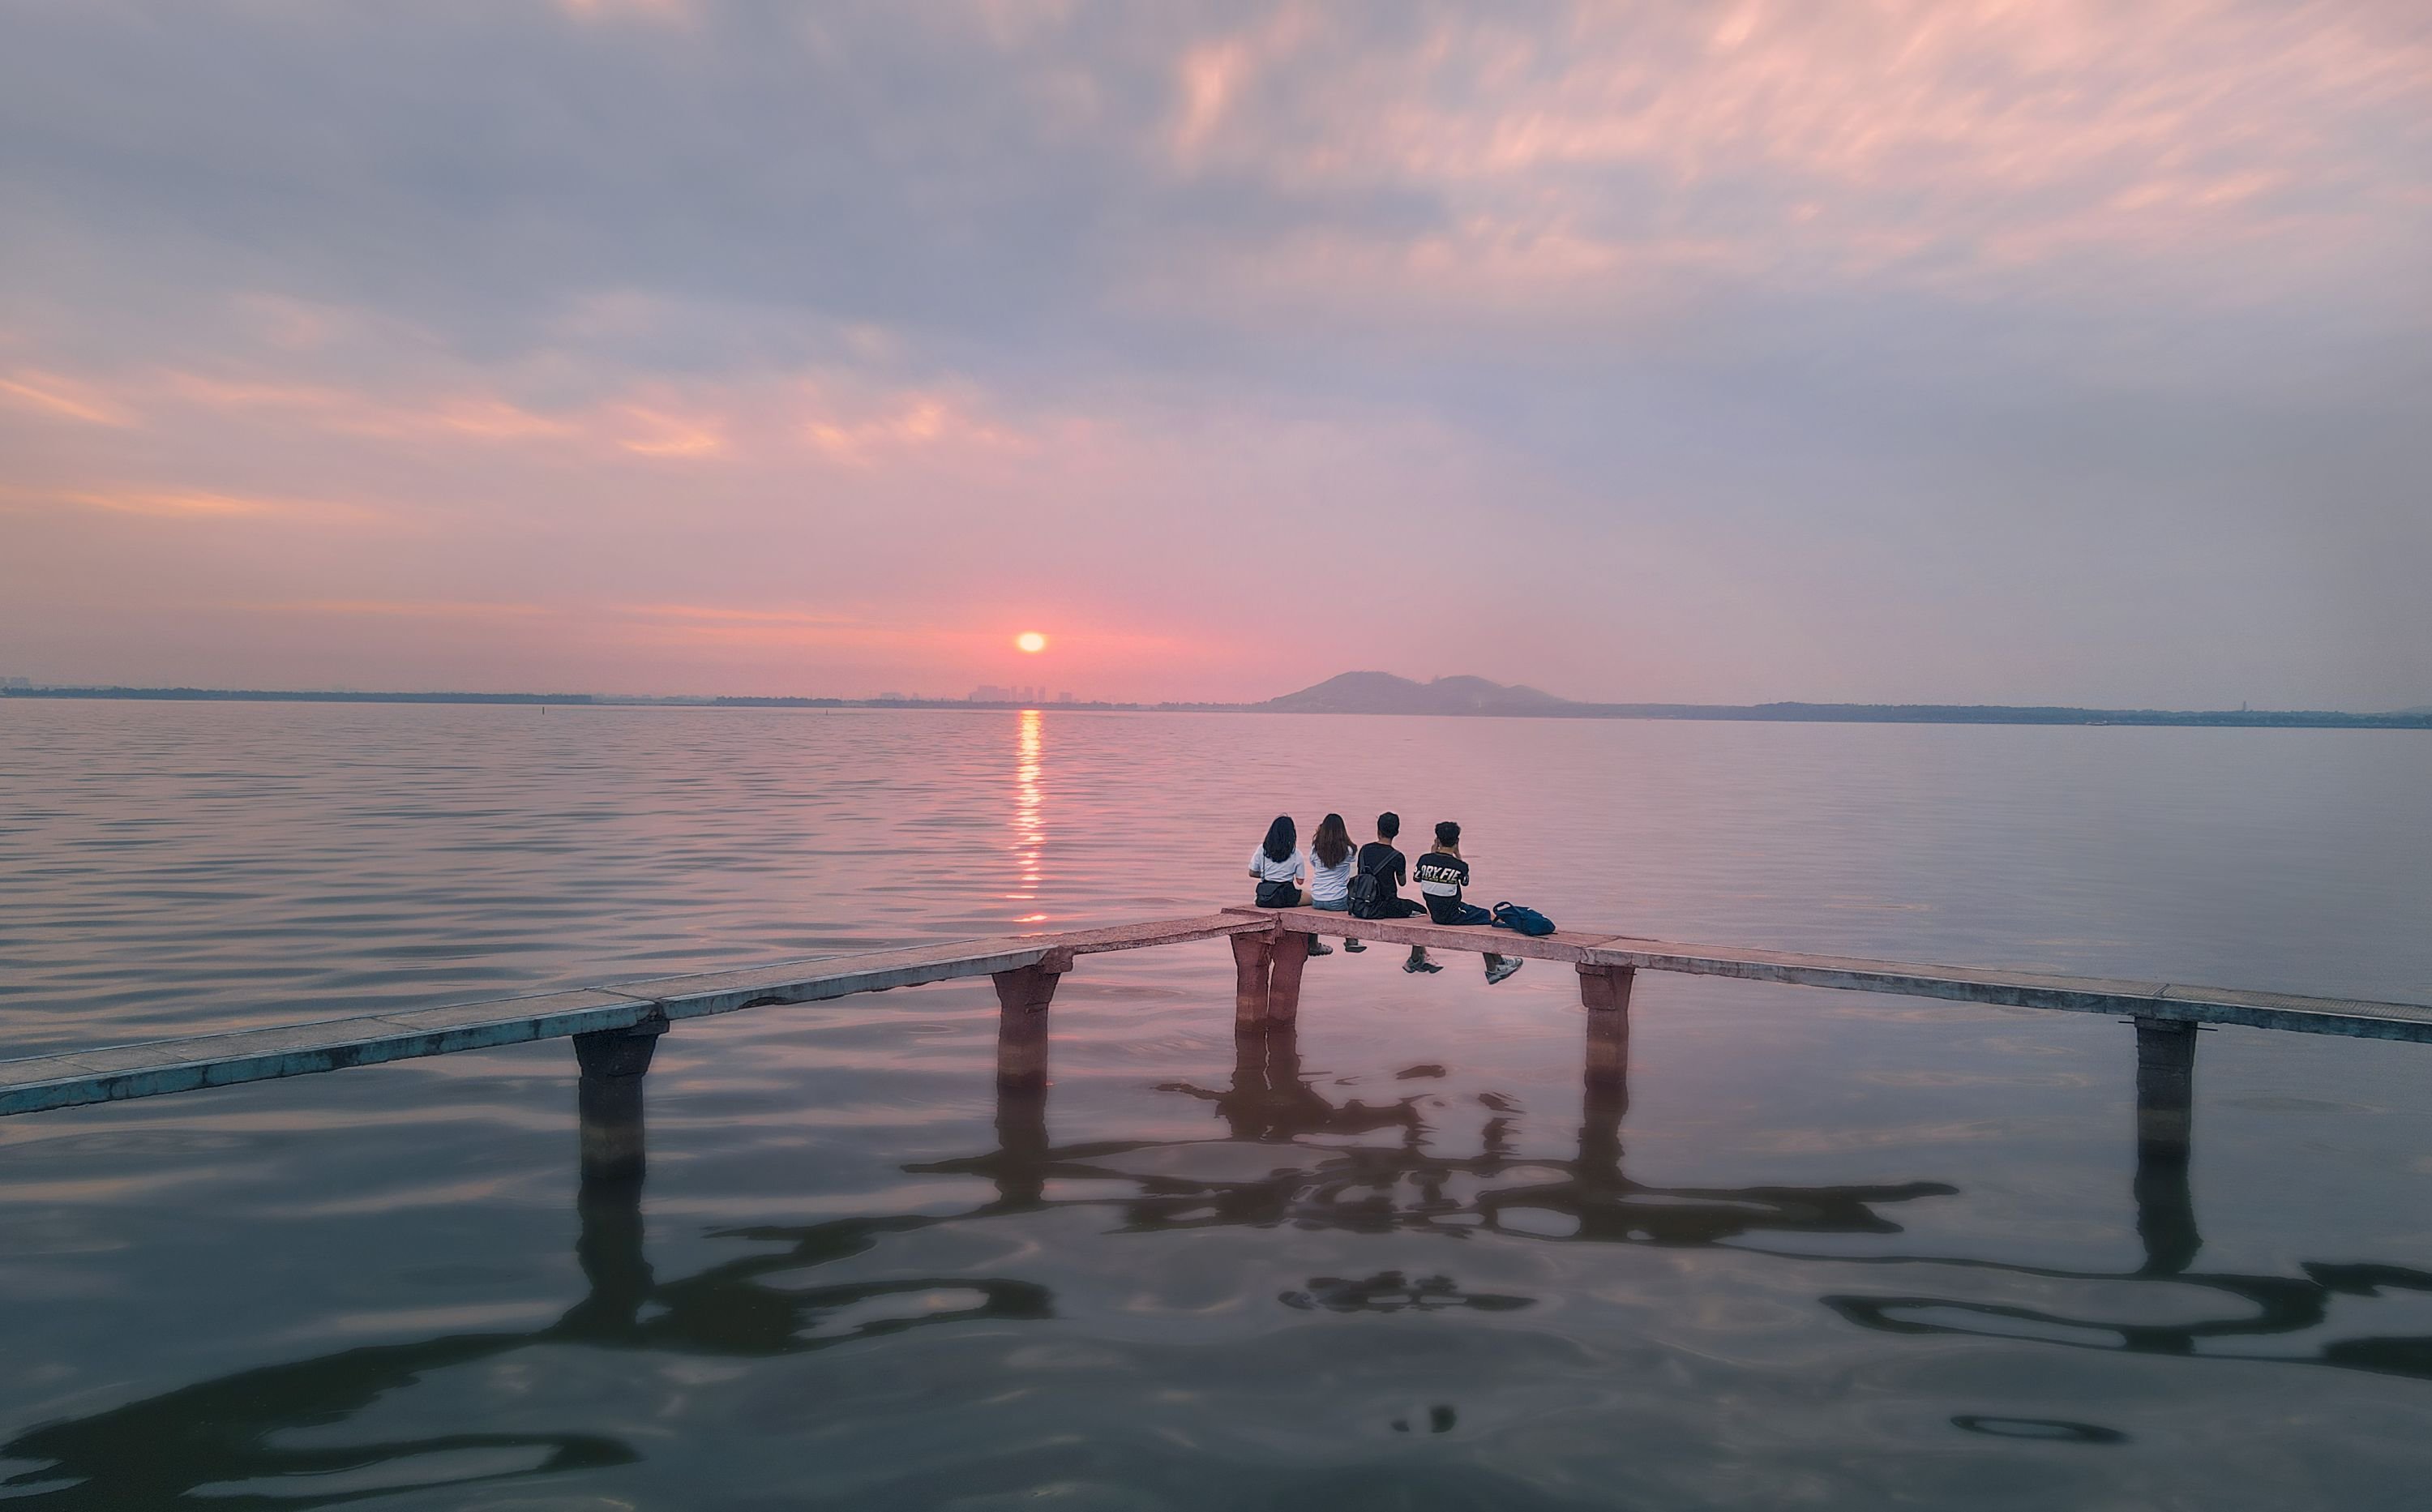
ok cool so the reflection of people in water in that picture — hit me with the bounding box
[1168,1030,1422,1146]
[16,1024,2431,1505]
[1150,1022,1953,1244]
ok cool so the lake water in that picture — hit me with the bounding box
[2,700,2430,1509]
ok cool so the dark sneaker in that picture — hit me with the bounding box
[1403,957,1442,974]
[1306,940,1334,957]
[1342,939,1367,953]
[1484,958,1523,986]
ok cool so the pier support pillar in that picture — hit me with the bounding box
[1579,966,1634,1092]
[992,949,1071,1090]
[1265,929,1312,1030]
[2132,1016,2201,1274]
[573,1017,667,1186]
[1231,933,1274,1034]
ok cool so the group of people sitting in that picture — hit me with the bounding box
[1247,811,1522,985]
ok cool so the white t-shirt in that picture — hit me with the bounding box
[1308,848,1358,903]
[1248,846,1306,884]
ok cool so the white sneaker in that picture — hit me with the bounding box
[1484,958,1522,986]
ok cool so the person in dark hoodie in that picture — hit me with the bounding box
[1356,812,1439,974]
[1413,820,1521,985]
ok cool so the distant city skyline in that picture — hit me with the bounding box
[3,3,2426,708]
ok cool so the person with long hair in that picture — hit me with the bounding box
[1246,814,1332,956]
[1304,812,1364,953]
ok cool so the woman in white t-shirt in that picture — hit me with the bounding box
[1305,812,1364,954]
[1247,815,1334,956]
[1248,816,1306,903]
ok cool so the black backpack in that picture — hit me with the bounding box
[1347,852,1393,919]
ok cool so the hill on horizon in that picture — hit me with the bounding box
[1257,671,1572,716]
[1250,675,2432,724]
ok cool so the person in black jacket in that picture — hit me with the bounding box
[1356,812,1439,974]
[1413,820,1521,984]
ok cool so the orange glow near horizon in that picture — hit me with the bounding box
[3,3,2424,710]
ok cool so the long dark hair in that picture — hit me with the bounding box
[1312,812,1352,869]
[1261,815,1296,862]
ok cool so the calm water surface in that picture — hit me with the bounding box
[2,701,2430,1508]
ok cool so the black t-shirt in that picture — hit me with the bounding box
[1413,850,1472,923]
[1355,842,1407,897]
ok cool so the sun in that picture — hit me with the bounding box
[1015,631,1047,653]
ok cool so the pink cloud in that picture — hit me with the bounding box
[612,403,727,458]
[64,489,276,519]
[162,370,581,445]
[79,487,387,525]
[0,370,137,427]
[244,598,554,620]
[799,387,1026,465]
[2,2,2421,706]
[1137,0,2432,311]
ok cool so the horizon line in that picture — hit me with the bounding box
[5,683,2428,726]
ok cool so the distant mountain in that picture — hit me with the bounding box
[1242,675,2432,729]
[1258,671,1573,716]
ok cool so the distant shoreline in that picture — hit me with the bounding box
[6,685,2428,730]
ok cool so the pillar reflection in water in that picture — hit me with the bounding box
[567,1162,655,1340]
[1810,1018,2399,1376]
[25,1012,2432,1507]
[1577,964,1634,1196]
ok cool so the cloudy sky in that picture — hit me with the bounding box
[3,1,2426,706]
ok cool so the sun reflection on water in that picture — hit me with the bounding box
[1009,709,1045,915]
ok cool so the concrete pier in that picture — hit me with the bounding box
[3,906,2427,1130]
[572,1019,666,1185]
[1579,963,1635,1094]
[991,949,1069,1090]
[1230,932,1273,1030]
[1230,924,1317,1032]
[1265,928,1312,1029]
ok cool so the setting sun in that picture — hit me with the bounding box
[1015,632,1047,653]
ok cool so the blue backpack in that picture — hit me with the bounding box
[1490,902,1556,937]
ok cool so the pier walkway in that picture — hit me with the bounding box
[3,906,2427,1181]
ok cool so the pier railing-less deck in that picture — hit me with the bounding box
[3,906,2428,1183]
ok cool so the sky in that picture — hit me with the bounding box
[2,1,2427,708]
